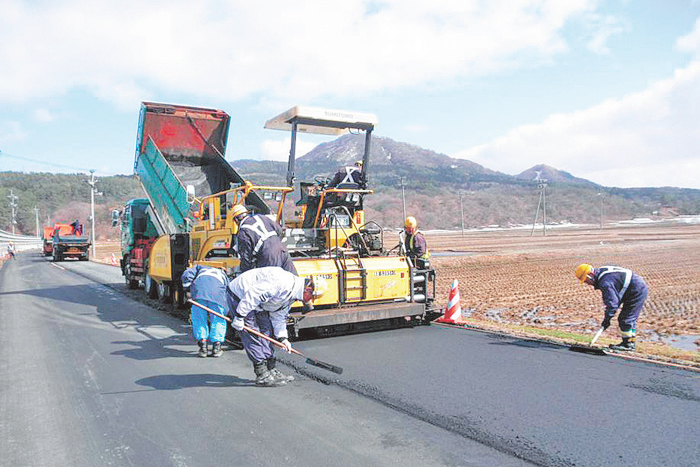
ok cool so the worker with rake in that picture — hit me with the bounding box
[227,267,315,387]
[575,264,648,351]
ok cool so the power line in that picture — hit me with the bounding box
[0,149,104,174]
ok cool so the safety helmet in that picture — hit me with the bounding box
[229,204,248,219]
[355,160,363,167]
[404,216,417,230]
[575,263,594,283]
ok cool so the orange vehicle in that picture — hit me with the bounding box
[42,224,73,256]
[50,223,90,261]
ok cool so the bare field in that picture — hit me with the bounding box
[422,222,700,361]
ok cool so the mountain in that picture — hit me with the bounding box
[2,134,699,237]
[231,134,700,230]
[515,164,599,187]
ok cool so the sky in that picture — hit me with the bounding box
[1,0,700,189]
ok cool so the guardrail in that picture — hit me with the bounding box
[0,229,43,255]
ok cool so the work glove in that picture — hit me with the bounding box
[231,316,244,332]
[601,316,611,330]
[279,338,293,353]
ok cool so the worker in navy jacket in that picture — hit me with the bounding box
[229,204,296,275]
[575,264,648,351]
[182,265,230,357]
[227,267,315,387]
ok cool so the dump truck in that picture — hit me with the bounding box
[51,223,90,261]
[118,102,275,307]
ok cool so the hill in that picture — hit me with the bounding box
[2,134,699,237]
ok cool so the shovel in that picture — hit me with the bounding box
[188,299,344,374]
[569,326,608,355]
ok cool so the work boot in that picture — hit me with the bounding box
[210,342,223,358]
[254,361,286,387]
[609,337,635,351]
[197,340,208,358]
[267,358,295,383]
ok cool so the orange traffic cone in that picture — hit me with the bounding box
[437,279,462,324]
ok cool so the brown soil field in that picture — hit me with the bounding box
[94,221,700,366]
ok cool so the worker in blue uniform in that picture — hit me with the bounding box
[575,264,648,351]
[182,265,230,357]
[227,267,315,387]
[229,204,297,275]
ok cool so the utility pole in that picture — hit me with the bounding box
[399,176,407,222]
[459,192,465,237]
[597,192,603,229]
[8,190,18,234]
[87,170,99,258]
[530,179,548,236]
[34,207,40,237]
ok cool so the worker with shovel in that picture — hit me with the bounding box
[575,264,648,351]
[182,264,230,358]
[227,267,315,387]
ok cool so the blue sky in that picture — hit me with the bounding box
[1,0,700,188]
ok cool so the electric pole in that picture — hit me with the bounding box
[34,207,40,237]
[8,190,18,234]
[530,179,548,236]
[399,176,407,222]
[597,192,603,229]
[87,170,99,258]
[459,192,465,237]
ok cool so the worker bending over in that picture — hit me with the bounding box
[182,265,230,357]
[575,264,648,351]
[403,216,430,268]
[227,267,315,387]
[229,204,296,275]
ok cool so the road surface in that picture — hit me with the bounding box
[1,251,698,467]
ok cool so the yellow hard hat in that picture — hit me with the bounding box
[404,216,417,230]
[575,263,594,283]
[229,204,248,219]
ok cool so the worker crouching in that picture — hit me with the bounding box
[575,263,648,351]
[227,267,315,387]
[181,265,230,357]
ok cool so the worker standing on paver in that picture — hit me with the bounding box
[229,204,297,275]
[575,264,648,351]
[182,264,230,358]
[402,216,430,268]
[227,267,315,387]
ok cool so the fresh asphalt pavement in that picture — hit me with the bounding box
[1,251,698,467]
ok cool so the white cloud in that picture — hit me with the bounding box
[33,108,54,123]
[260,138,317,162]
[0,121,27,143]
[0,0,597,107]
[455,60,700,188]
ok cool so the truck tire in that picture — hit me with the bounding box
[145,271,158,298]
[157,282,172,303]
[124,262,139,289]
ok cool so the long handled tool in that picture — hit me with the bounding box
[188,299,343,374]
[569,326,607,355]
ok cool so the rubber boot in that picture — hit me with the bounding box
[197,340,208,358]
[267,358,295,383]
[254,361,285,387]
[609,337,635,351]
[210,342,223,358]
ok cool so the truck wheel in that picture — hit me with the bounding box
[145,272,158,298]
[124,261,139,289]
[157,282,172,303]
